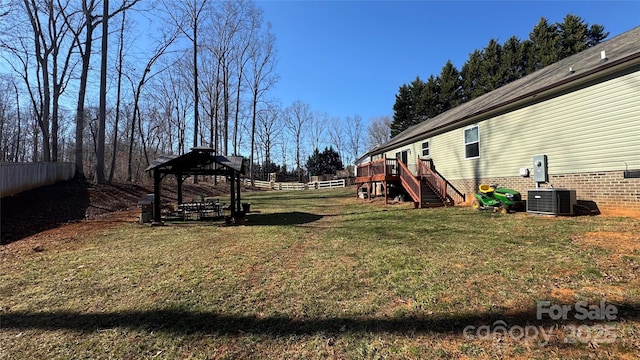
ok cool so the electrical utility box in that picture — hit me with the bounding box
[533,154,548,184]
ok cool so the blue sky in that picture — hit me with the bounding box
[257,0,640,124]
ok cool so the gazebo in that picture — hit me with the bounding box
[145,147,247,224]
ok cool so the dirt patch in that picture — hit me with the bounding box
[0,210,140,258]
[573,231,640,257]
[377,297,416,317]
[550,288,576,302]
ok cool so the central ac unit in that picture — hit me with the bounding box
[526,188,576,215]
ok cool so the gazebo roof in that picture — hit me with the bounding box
[145,147,246,175]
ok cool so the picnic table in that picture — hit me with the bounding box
[177,199,223,220]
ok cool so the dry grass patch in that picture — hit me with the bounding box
[2,188,640,359]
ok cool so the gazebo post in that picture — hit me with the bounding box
[236,175,241,211]
[152,169,163,225]
[176,173,183,205]
[230,170,236,214]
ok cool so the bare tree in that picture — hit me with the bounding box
[0,2,12,18]
[125,32,178,181]
[255,103,281,180]
[366,115,391,149]
[199,51,221,152]
[161,0,210,153]
[246,20,277,181]
[15,0,74,161]
[0,25,32,161]
[206,0,245,155]
[284,100,311,182]
[22,0,52,161]
[108,6,128,183]
[152,66,192,156]
[328,116,347,167]
[63,0,139,178]
[307,111,328,153]
[0,75,16,161]
[95,0,109,183]
[345,114,363,165]
[230,1,263,156]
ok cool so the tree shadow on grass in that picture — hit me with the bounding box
[2,302,638,345]
[245,211,324,226]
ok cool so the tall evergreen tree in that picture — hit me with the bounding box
[519,39,537,75]
[436,60,461,113]
[391,83,414,137]
[422,75,440,118]
[461,49,484,101]
[587,24,609,47]
[558,14,589,58]
[530,17,561,69]
[479,38,503,91]
[391,77,427,136]
[306,147,343,176]
[500,36,524,84]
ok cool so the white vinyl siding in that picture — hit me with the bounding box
[385,67,640,180]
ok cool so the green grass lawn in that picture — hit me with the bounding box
[2,188,639,359]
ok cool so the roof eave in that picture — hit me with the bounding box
[372,52,640,156]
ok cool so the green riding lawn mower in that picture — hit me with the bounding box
[472,184,525,214]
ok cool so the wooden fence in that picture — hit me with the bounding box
[1,162,74,198]
[245,178,346,191]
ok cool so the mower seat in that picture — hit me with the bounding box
[479,184,494,193]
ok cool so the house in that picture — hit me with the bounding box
[357,26,640,216]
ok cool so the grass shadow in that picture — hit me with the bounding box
[2,302,638,345]
[245,211,324,226]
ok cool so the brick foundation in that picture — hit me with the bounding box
[448,171,640,217]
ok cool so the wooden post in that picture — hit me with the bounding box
[176,173,183,205]
[230,171,236,214]
[152,169,163,225]
[236,175,241,211]
[383,156,388,205]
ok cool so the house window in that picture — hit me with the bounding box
[464,126,480,159]
[421,141,430,157]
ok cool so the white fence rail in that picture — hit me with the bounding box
[314,179,346,189]
[1,162,75,198]
[245,178,345,191]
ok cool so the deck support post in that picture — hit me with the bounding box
[383,158,388,204]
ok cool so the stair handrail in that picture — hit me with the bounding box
[397,159,421,204]
[418,158,466,205]
[417,159,446,202]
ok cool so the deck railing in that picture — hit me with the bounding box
[397,159,421,204]
[417,158,466,205]
[356,158,397,178]
[356,157,465,206]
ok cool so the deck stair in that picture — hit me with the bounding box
[355,158,465,208]
[420,179,445,207]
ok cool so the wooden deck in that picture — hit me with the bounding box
[355,174,399,184]
[355,157,466,208]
